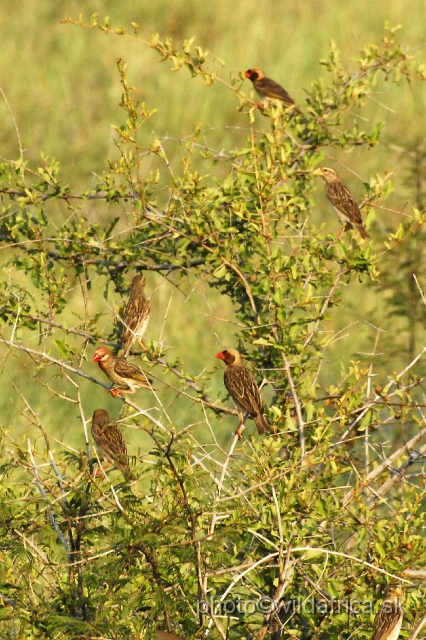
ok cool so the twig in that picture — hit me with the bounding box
[13,528,50,565]
[208,433,239,538]
[27,438,71,560]
[276,343,305,462]
[303,268,345,349]
[1,337,111,390]
[3,316,238,417]
[255,506,296,640]
[343,424,426,507]
[368,442,426,506]
[402,569,426,580]
[409,614,426,640]
[268,321,306,463]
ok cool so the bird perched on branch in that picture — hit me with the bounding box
[215,348,271,439]
[245,68,299,112]
[91,409,133,481]
[121,274,151,358]
[93,346,154,397]
[313,167,369,239]
[372,585,403,640]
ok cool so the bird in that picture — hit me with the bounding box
[245,68,299,111]
[92,346,154,397]
[372,585,403,640]
[215,348,271,439]
[91,409,133,481]
[313,167,369,239]
[121,274,151,358]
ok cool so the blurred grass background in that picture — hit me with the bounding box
[2,0,426,455]
[2,0,425,182]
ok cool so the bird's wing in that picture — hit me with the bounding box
[326,182,364,226]
[256,77,295,105]
[224,366,262,416]
[113,358,152,387]
[123,297,150,338]
[114,358,144,379]
[372,604,403,640]
[92,422,128,464]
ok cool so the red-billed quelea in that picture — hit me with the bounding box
[313,167,369,239]
[91,409,133,481]
[122,274,151,358]
[215,348,271,439]
[372,586,403,640]
[93,346,154,397]
[245,68,299,112]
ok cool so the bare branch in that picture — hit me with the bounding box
[343,424,426,507]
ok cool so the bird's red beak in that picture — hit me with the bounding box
[215,351,226,360]
[244,70,251,79]
[92,353,101,363]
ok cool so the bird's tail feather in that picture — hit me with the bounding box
[255,413,271,435]
[122,467,134,482]
[358,225,370,239]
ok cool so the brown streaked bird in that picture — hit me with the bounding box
[372,586,403,640]
[313,167,369,239]
[245,68,299,111]
[122,274,151,358]
[91,409,133,481]
[215,348,270,439]
[93,346,154,397]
